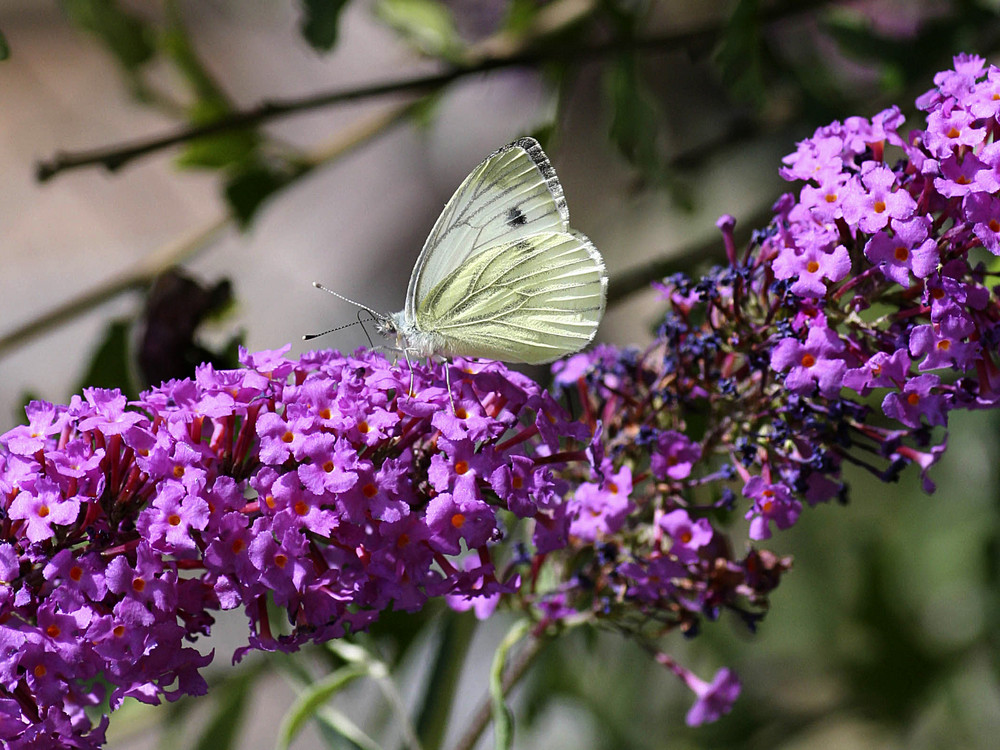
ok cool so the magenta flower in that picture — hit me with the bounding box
[743,477,802,541]
[659,509,713,562]
[963,192,1000,254]
[685,668,742,726]
[772,242,851,297]
[841,163,916,233]
[882,374,948,427]
[568,462,633,541]
[8,479,81,544]
[651,431,701,481]
[863,216,939,286]
[770,322,847,398]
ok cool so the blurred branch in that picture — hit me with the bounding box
[35,0,839,183]
[0,219,228,360]
[1,103,413,359]
[35,33,710,183]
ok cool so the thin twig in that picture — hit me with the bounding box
[34,33,705,183]
[0,103,414,359]
[0,219,228,359]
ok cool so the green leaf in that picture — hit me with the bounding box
[276,663,370,750]
[224,163,294,227]
[75,318,138,400]
[374,0,463,61]
[176,133,260,170]
[300,0,353,52]
[60,0,154,71]
[162,1,230,106]
[490,619,531,750]
[715,0,765,106]
[0,29,10,60]
[175,97,257,170]
[606,54,660,175]
[161,4,261,170]
[413,610,476,750]
[503,0,542,34]
[190,674,253,750]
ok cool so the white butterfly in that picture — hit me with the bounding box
[312,137,607,366]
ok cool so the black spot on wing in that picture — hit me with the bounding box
[506,206,527,227]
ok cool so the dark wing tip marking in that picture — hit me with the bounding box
[510,137,569,223]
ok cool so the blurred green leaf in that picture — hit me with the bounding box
[161,4,230,106]
[0,29,10,60]
[413,610,476,750]
[176,133,260,170]
[503,0,541,33]
[75,318,137,400]
[843,545,952,724]
[162,4,261,170]
[375,0,463,61]
[489,619,531,750]
[606,54,660,176]
[224,163,295,227]
[60,0,154,71]
[715,0,765,107]
[175,96,258,169]
[276,662,371,750]
[190,674,253,750]
[300,0,353,52]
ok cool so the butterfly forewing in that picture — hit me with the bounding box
[415,231,606,364]
[406,138,570,319]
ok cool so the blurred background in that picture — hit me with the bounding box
[1,1,999,749]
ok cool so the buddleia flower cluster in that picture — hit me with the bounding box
[545,51,1000,702]
[2,53,1000,748]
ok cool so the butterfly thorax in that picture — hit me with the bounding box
[385,310,449,359]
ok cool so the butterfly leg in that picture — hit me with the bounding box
[401,348,416,397]
[443,361,456,414]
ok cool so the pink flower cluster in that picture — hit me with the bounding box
[0,348,591,748]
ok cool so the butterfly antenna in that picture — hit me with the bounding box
[302,319,364,341]
[311,282,384,320]
[356,309,378,348]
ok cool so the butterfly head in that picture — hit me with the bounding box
[376,312,399,342]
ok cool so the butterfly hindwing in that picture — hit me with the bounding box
[406,138,570,320]
[414,231,607,364]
